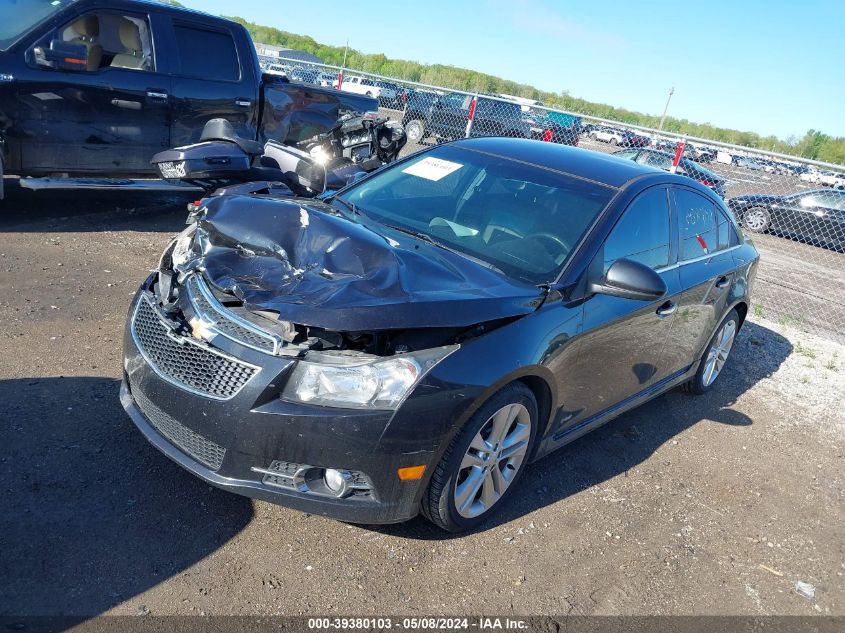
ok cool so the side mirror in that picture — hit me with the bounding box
[590,258,667,301]
[34,40,89,71]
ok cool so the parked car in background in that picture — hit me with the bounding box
[342,76,397,103]
[736,157,773,173]
[316,71,337,87]
[584,125,628,146]
[401,93,530,144]
[799,167,823,184]
[122,137,758,531]
[728,189,845,252]
[686,144,717,163]
[523,109,581,146]
[373,80,407,109]
[613,148,728,198]
[622,130,650,148]
[289,67,317,84]
[818,170,845,189]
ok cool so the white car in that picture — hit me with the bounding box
[341,76,396,101]
[316,72,337,88]
[819,171,845,189]
[800,168,822,184]
[587,126,627,145]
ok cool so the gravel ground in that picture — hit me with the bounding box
[1,188,843,619]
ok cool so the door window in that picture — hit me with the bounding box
[674,189,733,260]
[43,11,155,72]
[603,188,671,271]
[173,23,240,80]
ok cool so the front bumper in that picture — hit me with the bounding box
[120,276,441,524]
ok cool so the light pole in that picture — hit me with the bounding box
[658,86,674,131]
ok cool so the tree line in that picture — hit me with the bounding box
[232,16,844,166]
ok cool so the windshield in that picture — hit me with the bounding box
[337,145,615,284]
[0,0,75,50]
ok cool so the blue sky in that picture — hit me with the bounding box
[178,0,844,140]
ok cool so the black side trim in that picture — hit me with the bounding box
[552,365,692,442]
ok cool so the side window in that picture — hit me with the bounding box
[675,189,722,260]
[603,188,671,271]
[51,12,155,72]
[173,24,239,80]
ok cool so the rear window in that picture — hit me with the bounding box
[174,24,240,80]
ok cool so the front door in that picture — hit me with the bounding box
[18,9,169,174]
[557,187,682,431]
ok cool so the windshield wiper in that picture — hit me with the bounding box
[380,223,505,274]
[329,196,363,217]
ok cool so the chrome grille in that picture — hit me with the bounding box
[185,275,278,354]
[132,381,226,471]
[132,295,258,399]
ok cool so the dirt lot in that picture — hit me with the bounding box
[1,186,843,619]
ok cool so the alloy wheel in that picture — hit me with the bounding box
[743,207,769,232]
[453,403,531,518]
[702,319,737,387]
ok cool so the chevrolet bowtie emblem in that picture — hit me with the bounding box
[188,317,216,342]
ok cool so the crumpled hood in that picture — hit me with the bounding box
[190,195,544,330]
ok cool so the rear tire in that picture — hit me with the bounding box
[610,137,618,146]
[683,309,739,395]
[422,383,538,532]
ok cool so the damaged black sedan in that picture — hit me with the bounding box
[121,138,759,531]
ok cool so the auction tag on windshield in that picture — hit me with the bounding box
[402,157,463,181]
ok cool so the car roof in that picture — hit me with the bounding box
[453,137,660,188]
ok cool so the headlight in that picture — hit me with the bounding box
[171,225,196,268]
[281,346,458,410]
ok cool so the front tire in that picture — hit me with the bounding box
[684,309,739,395]
[422,383,538,532]
[404,119,426,143]
[741,206,771,233]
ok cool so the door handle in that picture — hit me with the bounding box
[146,90,168,102]
[235,98,252,107]
[656,301,677,317]
[715,276,730,289]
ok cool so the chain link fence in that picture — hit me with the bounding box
[260,54,845,342]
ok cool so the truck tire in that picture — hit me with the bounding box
[405,119,426,143]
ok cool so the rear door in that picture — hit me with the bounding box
[166,18,257,147]
[17,8,170,174]
[664,188,741,374]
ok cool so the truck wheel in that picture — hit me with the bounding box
[405,120,426,143]
[610,137,618,146]
[422,383,538,532]
[366,91,373,97]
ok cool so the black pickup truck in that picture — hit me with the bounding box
[0,0,377,196]
[401,92,531,145]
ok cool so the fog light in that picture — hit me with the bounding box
[324,468,351,496]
